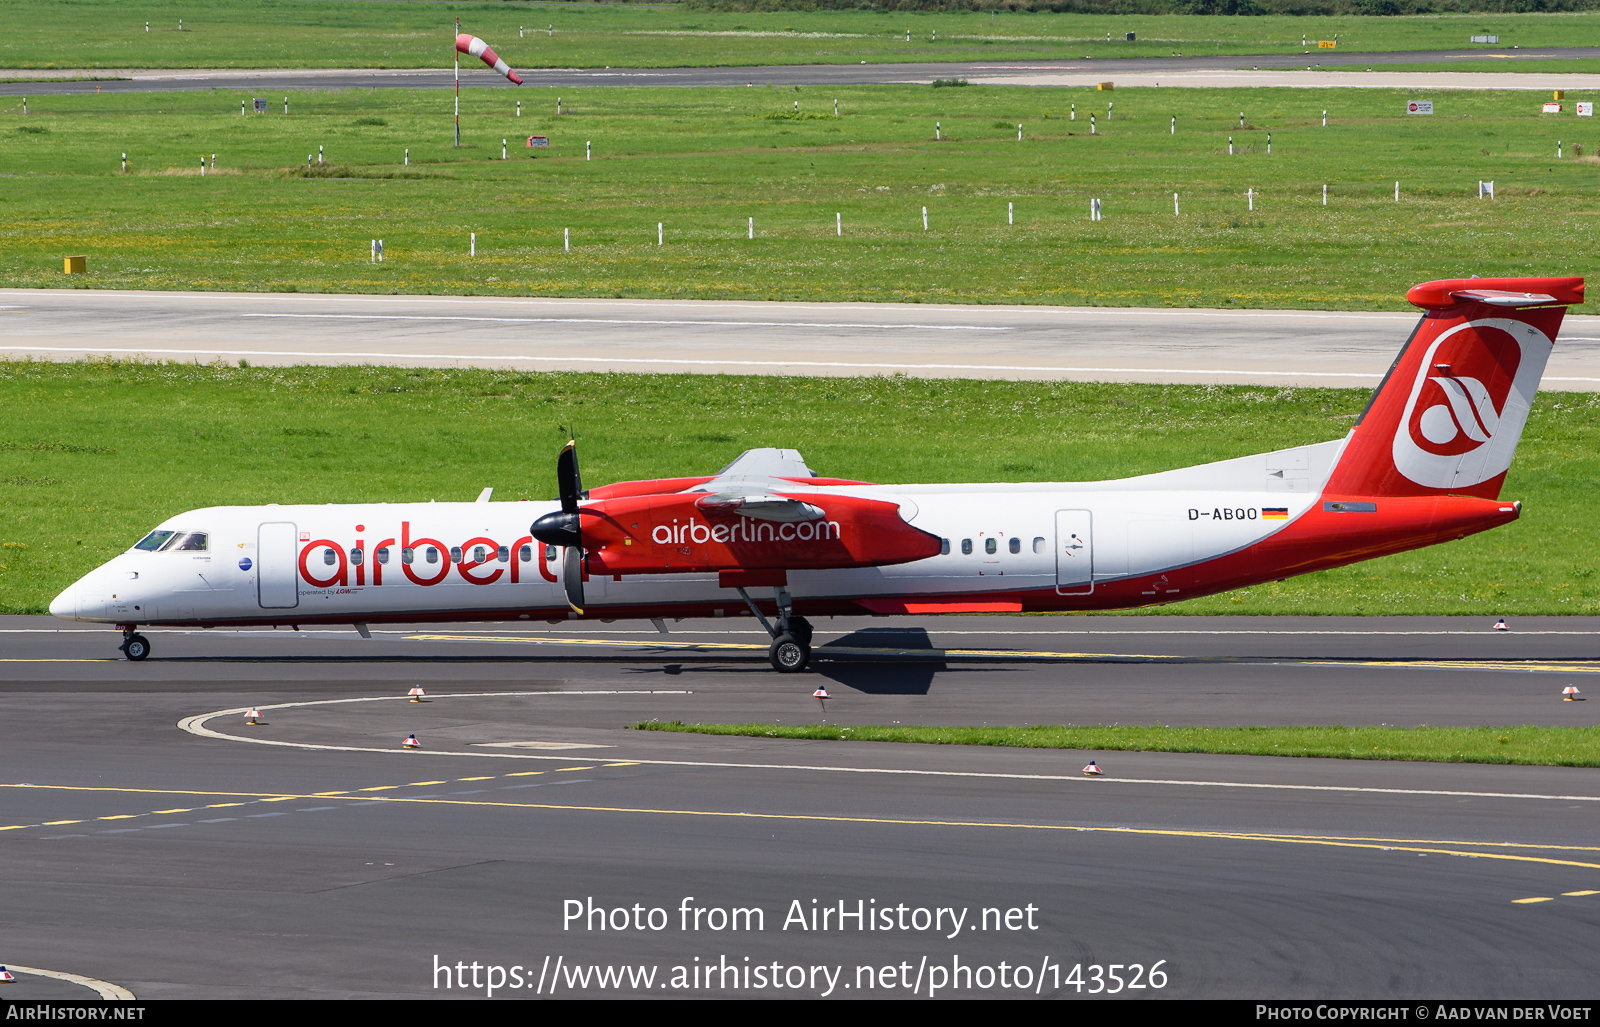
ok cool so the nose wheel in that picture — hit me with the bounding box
[120,630,151,661]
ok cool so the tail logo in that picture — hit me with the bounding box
[1392,318,1551,489]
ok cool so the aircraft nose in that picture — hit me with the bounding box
[49,583,77,619]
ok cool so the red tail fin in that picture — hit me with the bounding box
[1323,276,1582,500]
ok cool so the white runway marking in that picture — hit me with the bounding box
[2,966,135,1001]
[240,312,1014,331]
[179,693,1600,805]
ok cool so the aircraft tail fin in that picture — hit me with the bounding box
[1321,276,1582,500]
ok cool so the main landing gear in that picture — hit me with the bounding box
[737,586,814,673]
[118,625,151,662]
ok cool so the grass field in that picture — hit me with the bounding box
[3,84,1599,309]
[4,2,1599,71]
[632,722,1600,767]
[2,360,1596,616]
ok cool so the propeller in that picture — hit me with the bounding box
[530,439,586,613]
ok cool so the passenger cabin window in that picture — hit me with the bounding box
[985,538,997,555]
[376,547,390,564]
[449,546,463,563]
[134,530,177,552]
[1009,537,1021,554]
[545,545,557,563]
[426,547,440,564]
[322,547,337,566]
[473,545,488,563]
[940,539,950,556]
[521,545,534,563]
[1033,537,1046,554]
[961,539,973,555]
[350,548,364,566]
[402,547,415,565]
[496,545,509,563]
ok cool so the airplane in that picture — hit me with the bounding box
[49,276,1581,673]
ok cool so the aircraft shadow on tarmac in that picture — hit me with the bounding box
[810,627,948,695]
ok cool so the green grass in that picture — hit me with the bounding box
[6,2,1600,71]
[633,721,1600,767]
[4,84,1600,309]
[3,361,1597,616]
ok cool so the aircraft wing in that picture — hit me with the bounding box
[709,448,817,482]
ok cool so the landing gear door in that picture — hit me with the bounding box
[258,521,299,609]
[1055,509,1093,595]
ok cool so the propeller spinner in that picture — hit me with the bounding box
[530,440,586,613]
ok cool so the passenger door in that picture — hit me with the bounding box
[1055,509,1093,595]
[257,522,299,609]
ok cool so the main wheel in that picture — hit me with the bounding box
[789,616,814,647]
[769,634,809,673]
[123,633,151,661]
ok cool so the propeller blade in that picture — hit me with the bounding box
[562,545,586,614]
[557,439,583,514]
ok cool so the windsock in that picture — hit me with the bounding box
[456,34,523,85]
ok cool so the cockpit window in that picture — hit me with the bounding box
[133,530,208,553]
[133,530,177,551]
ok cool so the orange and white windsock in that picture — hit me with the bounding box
[456,34,523,85]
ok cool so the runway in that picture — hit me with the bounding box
[4,614,1599,998]
[7,47,1600,95]
[9,288,1600,388]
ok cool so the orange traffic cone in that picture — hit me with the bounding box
[403,733,422,749]
[1082,760,1102,776]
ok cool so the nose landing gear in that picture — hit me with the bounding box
[117,625,151,661]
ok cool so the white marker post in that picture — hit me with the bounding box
[936,121,940,140]
[121,152,126,172]
[1395,181,1400,202]
[405,148,409,166]
[1322,110,1327,127]
[146,21,149,32]
[834,99,838,116]
[1558,140,1563,158]
[1090,115,1096,135]
[659,222,663,245]
[586,141,591,161]
[285,97,289,115]
[558,98,562,115]
[1174,192,1179,216]
[1071,103,1075,121]
[1171,116,1175,135]
[241,100,246,116]
[1008,201,1014,225]
[517,101,521,117]
[922,206,928,231]
[748,217,753,240]
[471,232,476,257]
[319,145,323,165]
[200,157,205,177]
[378,239,384,262]
[837,212,842,236]
[1248,187,1253,211]
[1239,112,1245,128]
[1323,184,1327,206]
[211,154,215,169]
[503,139,507,159]
[1018,123,1023,141]
[1229,136,1233,156]
[371,239,377,263]
[565,228,570,252]
[1267,133,1271,154]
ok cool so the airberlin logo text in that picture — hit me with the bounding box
[297,521,554,589]
[652,517,841,546]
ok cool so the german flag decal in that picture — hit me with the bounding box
[1262,507,1289,519]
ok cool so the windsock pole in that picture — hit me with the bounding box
[454,19,460,148]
